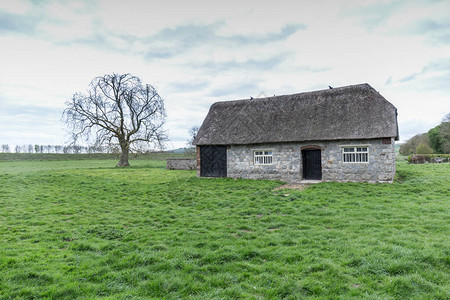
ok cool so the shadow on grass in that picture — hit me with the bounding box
[394,169,418,183]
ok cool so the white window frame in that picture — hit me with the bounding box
[253,150,273,165]
[342,146,369,163]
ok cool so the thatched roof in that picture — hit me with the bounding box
[193,83,399,146]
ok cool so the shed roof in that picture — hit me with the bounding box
[193,83,399,146]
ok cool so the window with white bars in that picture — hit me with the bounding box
[343,147,369,163]
[254,150,273,165]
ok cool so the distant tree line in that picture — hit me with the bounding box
[400,113,450,155]
[0,144,119,154]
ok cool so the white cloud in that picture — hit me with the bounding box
[0,0,32,15]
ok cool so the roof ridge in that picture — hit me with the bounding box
[212,83,373,106]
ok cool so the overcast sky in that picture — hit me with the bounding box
[1,0,449,149]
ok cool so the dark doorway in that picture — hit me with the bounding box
[302,149,322,180]
[200,146,227,177]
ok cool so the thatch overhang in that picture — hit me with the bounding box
[193,83,399,146]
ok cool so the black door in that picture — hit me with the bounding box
[200,146,227,177]
[302,149,322,180]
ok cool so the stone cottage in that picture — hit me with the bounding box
[193,83,399,183]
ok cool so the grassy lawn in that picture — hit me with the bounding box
[0,157,448,298]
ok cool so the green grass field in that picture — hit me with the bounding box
[0,155,448,299]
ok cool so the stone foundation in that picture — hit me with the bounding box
[226,138,395,183]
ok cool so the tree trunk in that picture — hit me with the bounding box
[117,146,130,167]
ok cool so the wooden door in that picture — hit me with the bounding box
[302,149,322,180]
[200,146,227,177]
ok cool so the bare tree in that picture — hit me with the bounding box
[186,125,199,153]
[63,73,167,166]
[188,126,199,145]
[443,112,450,123]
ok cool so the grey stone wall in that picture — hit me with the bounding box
[227,138,396,183]
[167,158,196,170]
[227,144,302,182]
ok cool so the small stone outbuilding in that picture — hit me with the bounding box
[193,83,399,183]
